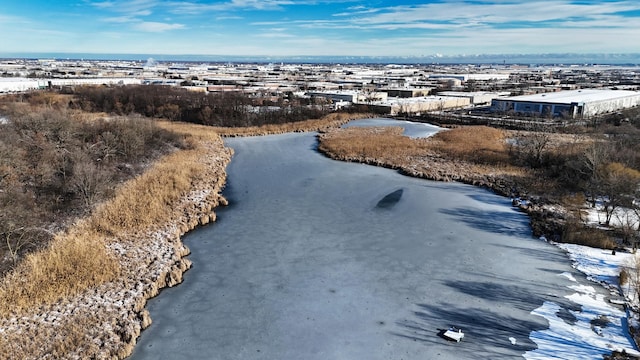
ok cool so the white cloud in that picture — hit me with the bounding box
[0,13,31,25]
[256,32,296,38]
[89,1,115,9]
[103,16,136,23]
[89,0,159,14]
[349,1,640,27]
[133,21,185,32]
[215,16,244,21]
[167,0,359,14]
[252,0,640,37]
[5,0,640,57]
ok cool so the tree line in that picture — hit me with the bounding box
[65,85,333,127]
[508,116,640,248]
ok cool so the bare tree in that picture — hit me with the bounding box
[2,226,54,265]
[514,127,552,168]
[583,141,613,207]
[70,151,111,207]
[598,162,640,226]
[615,210,640,250]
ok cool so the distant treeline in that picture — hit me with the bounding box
[65,85,344,127]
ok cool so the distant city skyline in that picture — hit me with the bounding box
[2,1,640,58]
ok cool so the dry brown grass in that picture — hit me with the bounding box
[212,112,372,136]
[318,126,427,161]
[317,124,532,200]
[0,307,106,359]
[319,125,511,165]
[156,120,224,142]
[318,125,516,169]
[562,221,617,249]
[87,149,205,235]
[0,121,226,317]
[430,126,510,165]
[0,230,119,315]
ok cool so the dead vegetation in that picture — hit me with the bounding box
[318,125,527,192]
[211,112,373,137]
[432,126,510,165]
[0,92,364,359]
[0,98,187,274]
[0,117,233,358]
[318,123,640,249]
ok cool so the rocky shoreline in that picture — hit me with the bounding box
[0,115,380,359]
[0,116,577,359]
[0,139,233,359]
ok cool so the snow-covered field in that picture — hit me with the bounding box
[524,240,640,359]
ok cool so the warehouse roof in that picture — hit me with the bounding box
[501,89,640,104]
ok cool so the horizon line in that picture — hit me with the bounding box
[2,52,640,65]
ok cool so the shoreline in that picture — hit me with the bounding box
[316,129,564,240]
[316,124,640,357]
[0,137,233,359]
[0,114,371,359]
[0,115,627,358]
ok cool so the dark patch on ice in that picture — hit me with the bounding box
[590,315,610,328]
[376,189,403,209]
[556,307,577,325]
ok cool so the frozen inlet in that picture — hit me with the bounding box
[443,327,464,342]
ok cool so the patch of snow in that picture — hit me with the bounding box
[525,242,640,359]
[525,296,637,359]
[509,336,517,345]
[557,243,633,286]
[583,200,639,229]
[559,272,577,282]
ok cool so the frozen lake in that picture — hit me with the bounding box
[130,122,600,359]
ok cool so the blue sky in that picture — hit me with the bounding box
[2,0,640,56]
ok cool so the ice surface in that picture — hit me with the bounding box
[130,128,634,360]
[342,118,442,138]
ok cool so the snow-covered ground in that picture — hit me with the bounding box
[524,240,640,359]
[583,201,639,230]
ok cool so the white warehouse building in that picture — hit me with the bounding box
[306,90,388,103]
[491,89,640,119]
[0,77,142,93]
[369,96,471,116]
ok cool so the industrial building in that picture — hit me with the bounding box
[429,73,511,81]
[380,88,433,98]
[438,91,510,106]
[0,77,142,93]
[369,96,471,116]
[491,89,640,118]
[306,90,388,103]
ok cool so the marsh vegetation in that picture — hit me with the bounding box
[318,121,640,250]
[0,88,369,359]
